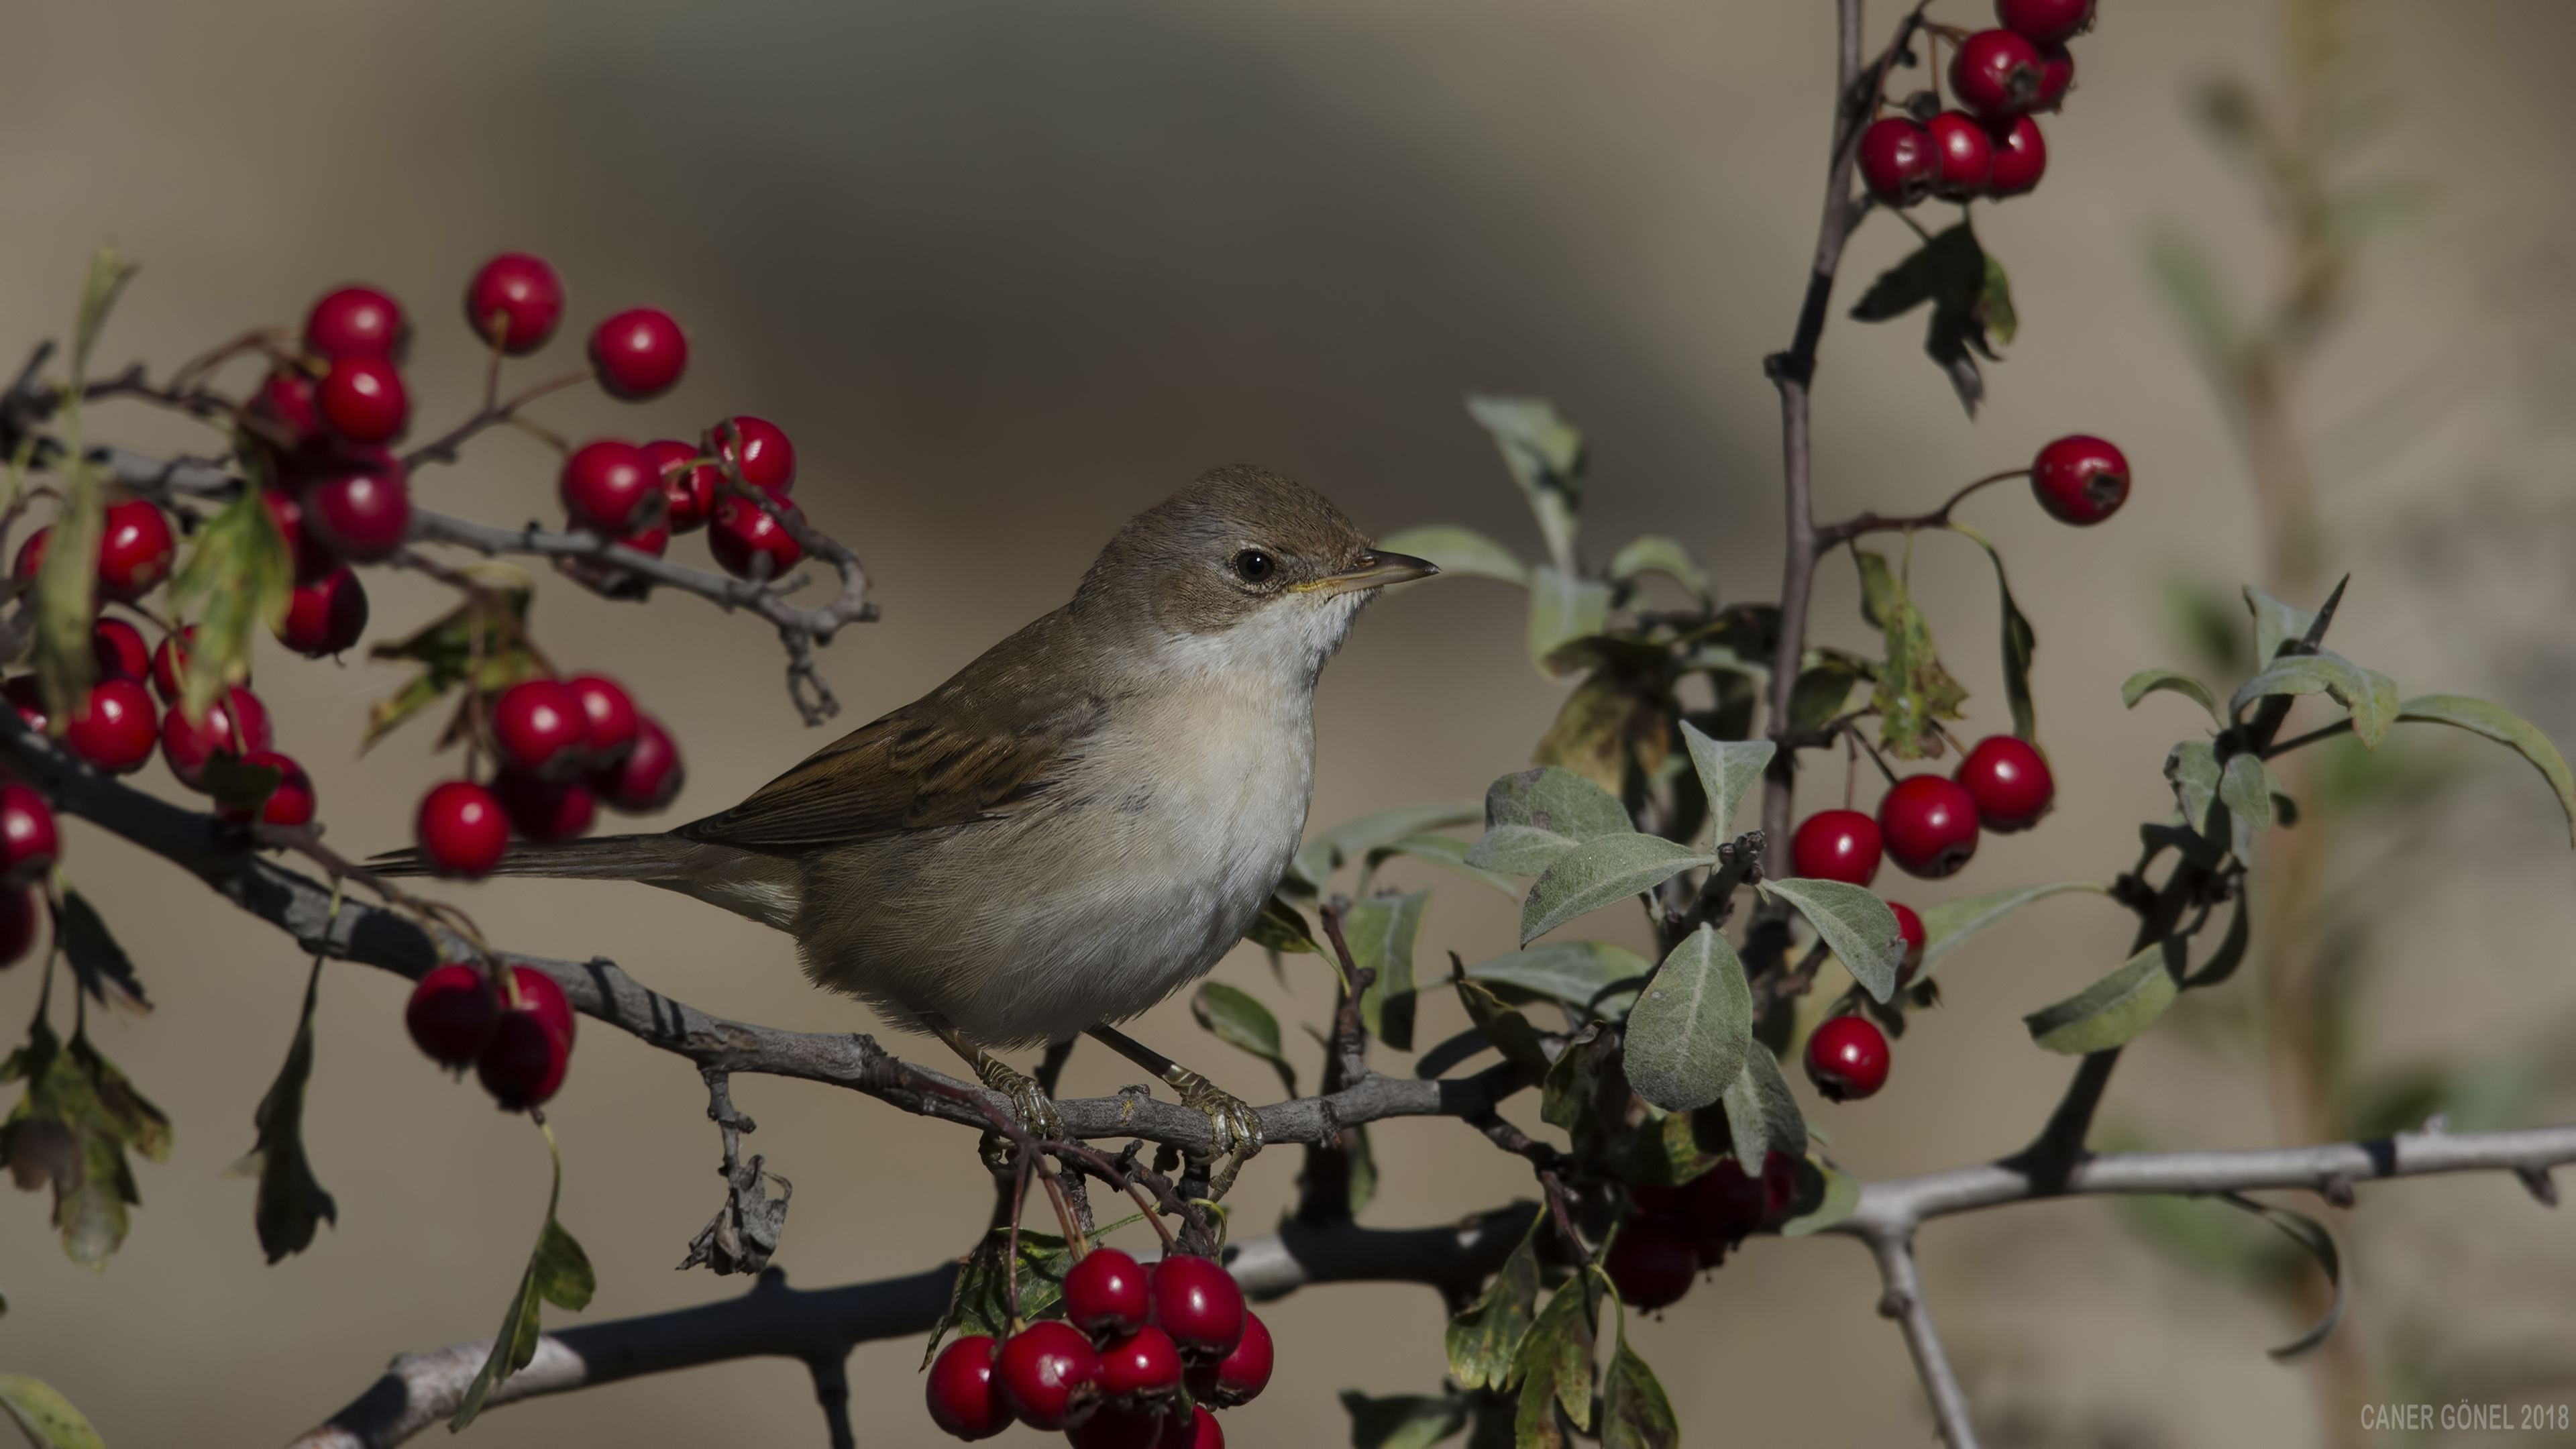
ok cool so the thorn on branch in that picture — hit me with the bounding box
[2516,1165,2559,1208]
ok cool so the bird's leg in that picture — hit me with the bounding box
[920,1012,1063,1144]
[1084,1024,1264,1199]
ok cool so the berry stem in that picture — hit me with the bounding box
[400,368,592,472]
[1817,468,2031,546]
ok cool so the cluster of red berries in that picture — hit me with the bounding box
[1857,0,2096,207]
[560,413,806,582]
[410,673,684,879]
[1603,1152,1803,1312]
[404,962,577,1110]
[0,785,60,971]
[926,1248,1265,1447]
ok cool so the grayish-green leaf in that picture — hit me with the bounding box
[1464,942,1652,1018]
[1678,723,1773,843]
[451,1140,591,1431]
[2165,741,2222,837]
[1916,880,2112,980]
[1373,525,1529,588]
[1758,877,1904,1002]
[1623,926,1753,1113]
[2220,752,2277,832]
[2396,694,2576,846]
[1606,535,1708,600]
[1526,565,1613,678]
[1453,977,1556,1081]
[1467,767,1632,877]
[2123,667,2221,724]
[1779,1156,1860,1237]
[227,955,335,1263]
[1721,1046,1807,1167]
[1465,395,1585,575]
[1540,1024,1619,1134]
[2219,1193,2346,1362]
[2244,586,2316,664]
[1369,834,1519,898]
[1953,524,2038,741]
[1340,1389,1474,1449]
[2025,941,2184,1054]
[0,1375,105,1449]
[2229,650,2398,748]
[1597,1328,1678,1449]
[1245,894,1322,956]
[1192,982,1297,1097]
[1521,835,1712,946]
[1292,802,1483,894]
[1511,1279,1595,1437]
[1349,891,1428,1051]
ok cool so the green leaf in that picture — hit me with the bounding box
[1848,223,2000,415]
[1854,549,1970,759]
[2165,741,2223,837]
[1373,525,1529,587]
[1678,723,1772,843]
[201,749,286,820]
[1348,891,1428,1051]
[2243,586,2316,664]
[1779,1156,1860,1237]
[1511,1279,1595,1440]
[1192,982,1297,1097]
[2220,752,2277,832]
[1533,668,1672,794]
[1453,977,1556,1081]
[1980,252,2019,348]
[2218,1193,2346,1362]
[451,1133,593,1431]
[1787,653,1868,733]
[1597,1327,1678,1449]
[2228,650,2398,749]
[1446,1212,1540,1391]
[1915,881,2112,981]
[2394,694,2576,846]
[1464,942,1652,1019]
[1246,894,1322,955]
[1520,835,1712,946]
[1607,535,1708,599]
[533,1216,595,1311]
[1757,877,1904,1003]
[2123,668,2222,724]
[70,246,139,382]
[1465,396,1585,575]
[1720,1046,1806,1167]
[1467,767,1634,877]
[363,568,542,750]
[0,1017,170,1271]
[1953,525,2038,741]
[1341,1389,1475,1449]
[0,1375,107,1449]
[166,483,294,720]
[56,891,149,1014]
[1622,926,1753,1113]
[1368,834,1519,899]
[1526,566,1613,678]
[32,464,101,729]
[2024,941,2184,1054]
[1291,803,1483,895]
[227,955,336,1263]
[1540,1024,1620,1135]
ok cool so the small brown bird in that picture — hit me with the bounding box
[382,466,1433,1167]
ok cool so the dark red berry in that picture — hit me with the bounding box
[97,500,175,603]
[276,568,370,657]
[560,440,662,536]
[495,770,596,843]
[1065,1247,1151,1343]
[302,455,413,561]
[1069,1407,1169,1449]
[317,356,409,445]
[11,529,46,582]
[215,749,316,826]
[490,679,589,778]
[260,487,337,586]
[1954,734,2054,831]
[1097,1324,1183,1401]
[708,494,803,581]
[1148,1255,1245,1363]
[564,675,640,763]
[465,252,566,355]
[0,786,58,887]
[1890,900,1927,985]
[2031,43,2074,112]
[1950,28,2043,120]
[613,519,669,558]
[477,1008,570,1109]
[588,307,688,400]
[2030,434,2130,525]
[90,618,149,680]
[1925,111,1993,200]
[252,368,321,444]
[1805,1015,1891,1102]
[1985,115,2047,198]
[1677,1157,1769,1264]
[1161,1406,1223,1449]
[406,963,501,1066]
[160,688,275,791]
[0,888,38,966]
[2,677,41,733]
[994,1320,1101,1430]
[64,678,158,775]
[305,286,409,361]
[1197,1310,1273,1407]
[642,439,718,532]
[1604,1216,1698,1311]
[1879,775,1980,879]
[1996,0,2092,46]
[1791,809,1882,886]
[1760,1150,1802,1224]
[417,780,508,877]
[506,965,576,1050]
[926,1335,1010,1442]
[1858,117,1936,207]
[594,714,684,814]
[706,415,796,498]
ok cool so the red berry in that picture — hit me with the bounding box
[594,714,684,814]
[416,780,508,877]
[1065,1247,1151,1343]
[11,528,46,582]
[1954,734,2054,832]
[477,1008,570,1109]
[317,356,409,445]
[303,455,413,561]
[1996,0,2092,46]
[1950,28,2044,121]
[160,687,275,791]
[564,675,640,763]
[588,308,688,400]
[613,519,669,558]
[1760,1150,1801,1223]
[1985,115,2047,199]
[215,749,317,826]
[90,618,149,680]
[149,627,233,705]
[642,439,718,533]
[1,678,42,733]
[305,286,409,361]
[1790,809,1882,886]
[926,1336,1011,1441]
[252,368,322,444]
[706,416,796,498]
[405,963,500,1066]
[64,678,158,775]
[506,964,577,1049]
[490,679,589,778]
[1879,774,1981,879]
[560,440,663,536]
[276,568,370,658]
[1858,117,1936,207]
[1097,1324,1183,1401]
[464,252,566,355]
[2031,44,2074,112]
[2030,434,2130,525]
[708,494,803,581]
[1161,1406,1223,1449]
[97,500,175,602]
[1805,1015,1891,1102]
[1925,111,1993,200]
[260,488,337,586]
[994,1320,1101,1430]
[0,888,38,966]
[1197,1310,1273,1407]
[1890,900,1927,984]
[1148,1255,1245,1363]
[1677,1157,1769,1264]
[495,770,596,842]
[1604,1216,1698,1311]
[1069,1407,1169,1449]
[0,786,58,887]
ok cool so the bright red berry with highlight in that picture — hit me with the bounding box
[491,679,590,779]
[276,568,370,657]
[1951,28,2044,120]
[495,771,596,843]
[317,356,409,445]
[643,439,718,532]
[91,618,149,680]
[560,440,662,536]
[1955,734,2055,832]
[0,889,38,967]
[417,780,509,877]
[477,1007,571,1109]
[594,714,684,814]
[1098,1324,1183,1401]
[1148,1254,1246,1363]
[995,1320,1101,1430]
[0,786,57,888]
[1890,901,1927,985]
[160,687,275,791]
[1805,1015,1892,1102]
[303,455,413,560]
[1162,1406,1223,1449]
[64,678,158,775]
[1985,115,2048,198]
[1996,0,2093,46]
[2031,435,2130,525]
[564,675,640,764]
[1605,1215,1699,1310]
[305,286,408,361]
[1925,111,1994,199]
[1791,809,1882,885]
[708,494,803,581]
[926,1335,1010,1441]
[1196,1311,1273,1407]
[707,416,796,498]
[216,749,316,826]
[2031,44,2074,112]
[406,963,500,1066]
[465,252,566,355]
[97,500,176,602]
[1858,117,1936,207]
[589,307,688,400]
[1065,1247,1152,1343]
[1879,774,1981,879]
[253,368,321,445]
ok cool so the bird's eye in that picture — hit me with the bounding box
[1233,549,1277,584]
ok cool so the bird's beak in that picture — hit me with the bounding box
[1297,549,1442,597]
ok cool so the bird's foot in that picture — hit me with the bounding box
[972,1055,1063,1146]
[1169,1067,1264,1199]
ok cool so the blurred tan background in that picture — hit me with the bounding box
[5,0,2575,1444]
